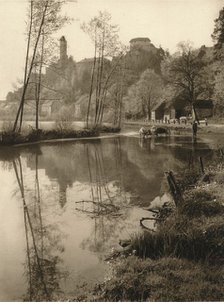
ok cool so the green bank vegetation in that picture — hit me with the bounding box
[0,127,99,146]
[75,157,224,301]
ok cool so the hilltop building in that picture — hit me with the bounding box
[129,37,157,54]
[59,35,68,64]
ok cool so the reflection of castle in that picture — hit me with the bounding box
[20,136,214,210]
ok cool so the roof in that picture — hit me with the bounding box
[130,37,151,43]
[152,101,166,111]
[194,100,214,109]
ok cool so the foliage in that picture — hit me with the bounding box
[181,190,224,218]
[13,0,69,132]
[162,42,207,105]
[0,127,99,145]
[212,7,224,49]
[213,67,224,114]
[126,69,163,120]
[96,125,121,133]
[93,162,224,301]
[55,105,74,131]
[98,257,224,302]
[82,11,125,127]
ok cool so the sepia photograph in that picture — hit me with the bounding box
[0,0,224,301]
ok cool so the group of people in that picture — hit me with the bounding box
[139,119,207,140]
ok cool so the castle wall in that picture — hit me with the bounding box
[130,38,157,54]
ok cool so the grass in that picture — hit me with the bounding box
[129,214,224,264]
[96,257,224,302]
[92,161,224,302]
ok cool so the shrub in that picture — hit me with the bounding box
[97,125,121,133]
[1,121,14,132]
[130,215,224,264]
[55,106,74,131]
[0,128,99,146]
[26,128,43,142]
[0,130,24,145]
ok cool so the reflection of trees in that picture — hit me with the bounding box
[78,137,216,256]
[13,155,67,301]
[76,139,131,256]
[76,140,128,216]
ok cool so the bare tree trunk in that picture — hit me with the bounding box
[15,0,34,132]
[96,55,124,126]
[86,36,97,128]
[14,0,49,132]
[113,88,119,126]
[36,33,45,130]
[94,54,101,125]
[147,98,151,121]
[118,75,124,128]
[95,29,105,126]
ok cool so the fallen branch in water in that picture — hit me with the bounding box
[75,200,119,211]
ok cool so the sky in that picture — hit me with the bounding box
[0,0,223,99]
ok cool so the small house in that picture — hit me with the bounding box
[151,101,175,122]
[151,101,165,122]
[40,99,62,117]
[194,100,214,119]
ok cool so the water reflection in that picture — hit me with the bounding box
[0,136,217,300]
[13,155,67,301]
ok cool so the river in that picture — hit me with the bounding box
[0,133,219,301]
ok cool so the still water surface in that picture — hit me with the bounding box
[0,135,217,301]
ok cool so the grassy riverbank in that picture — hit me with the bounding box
[0,128,99,146]
[77,157,224,301]
[0,125,121,146]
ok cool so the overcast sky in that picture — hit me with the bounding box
[0,0,223,99]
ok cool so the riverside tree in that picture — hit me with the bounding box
[13,0,69,132]
[162,42,207,120]
[211,6,224,113]
[127,69,163,120]
[82,11,124,128]
[212,7,224,50]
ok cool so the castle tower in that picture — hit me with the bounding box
[60,36,68,62]
[129,37,156,53]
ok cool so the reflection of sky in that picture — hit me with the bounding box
[0,168,26,301]
[0,136,216,300]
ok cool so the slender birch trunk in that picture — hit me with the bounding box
[14,0,49,132]
[36,33,45,130]
[86,33,97,128]
[15,0,34,132]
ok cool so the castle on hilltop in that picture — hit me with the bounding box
[129,37,157,53]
